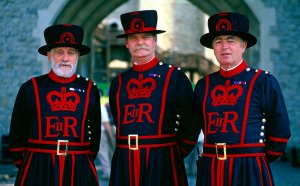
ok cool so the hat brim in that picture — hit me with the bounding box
[116,30,166,38]
[38,43,91,56]
[200,31,257,49]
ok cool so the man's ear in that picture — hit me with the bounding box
[47,51,51,62]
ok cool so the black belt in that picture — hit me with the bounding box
[202,143,265,160]
[27,139,90,156]
[116,134,178,150]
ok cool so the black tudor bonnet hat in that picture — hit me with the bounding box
[200,12,257,48]
[116,10,165,38]
[38,24,91,56]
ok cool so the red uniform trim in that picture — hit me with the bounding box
[31,78,42,139]
[240,69,262,143]
[27,148,90,154]
[203,75,210,143]
[81,80,92,142]
[117,133,176,139]
[88,156,99,186]
[134,150,140,186]
[116,134,177,149]
[20,153,33,186]
[52,154,55,167]
[71,154,75,186]
[256,157,264,184]
[268,135,289,142]
[14,159,23,165]
[59,156,65,186]
[204,143,265,148]
[219,60,248,78]
[267,150,284,156]
[117,142,177,149]
[10,147,26,152]
[28,139,90,146]
[128,150,133,186]
[125,27,157,35]
[170,148,179,186]
[203,153,265,158]
[158,66,176,134]
[116,74,122,136]
[48,70,77,83]
[146,148,150,169]
[27,139,91,154]
[216,160,225,186]
[180,138,197,145]
[203,143,266,158]
[262,157,273,186]
[228,158,233,185]
[132,57,159,72]
[180,147,188,155]
[211,157,216,186]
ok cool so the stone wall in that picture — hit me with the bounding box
[263,0,300,161]
[0,0,52,138]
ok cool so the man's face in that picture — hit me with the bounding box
[212,35,247,69]
[47,47,78,78]
[125,33,157,63]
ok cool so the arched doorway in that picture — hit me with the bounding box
[53,0,259,82]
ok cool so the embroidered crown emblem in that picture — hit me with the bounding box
[211,80,243,106]
[46,87,80,111]
[126,74,156,99]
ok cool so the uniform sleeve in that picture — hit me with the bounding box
[88,83,101,160]
[263,74,291,162]
[9,83,31,168]
[109,76,119,128]
[176,72,202,157]
[194,78,206,133]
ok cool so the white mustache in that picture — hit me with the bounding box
[133,46,149,52]
[54,62,71,68]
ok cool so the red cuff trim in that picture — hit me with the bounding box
[180,138,197,145]
[267,150,284,156]
[268,136,289,143]
[10,147,26,152]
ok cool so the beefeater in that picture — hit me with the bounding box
[109,10,201,186]
[9,24,101,186]
[194,12,291,186]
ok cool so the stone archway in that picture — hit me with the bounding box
[52,0,129,76]
[52,0,260,76]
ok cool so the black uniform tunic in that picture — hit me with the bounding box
[109,57,201,186]
[194,61,291,186]
[9,70,101,186]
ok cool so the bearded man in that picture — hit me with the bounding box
[9,24,101,186]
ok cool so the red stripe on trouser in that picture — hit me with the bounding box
[262,157,273,186]
[20,153,33,186]
[134,150,140,186]
[211,158,215,186]
[170,148,178,186]
[59,156,65,186]
[256,157,264,186]
[88,156,99,186]
[128,151,133,186]
[216,160,224,186]
[71,154,75,186]
[228,158,233,185]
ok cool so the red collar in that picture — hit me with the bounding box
[132,57,159,72]
[48,70,77,83]
[219,60,248,78]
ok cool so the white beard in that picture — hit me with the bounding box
[50,57,78,78]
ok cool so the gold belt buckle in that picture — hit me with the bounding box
[215,143,227,160]
[128,134,138,150]
[57,140,69,156]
